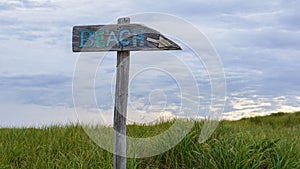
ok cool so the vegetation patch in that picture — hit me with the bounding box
[0,112,299,168]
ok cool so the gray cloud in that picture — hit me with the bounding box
[0,73,73,106]
[0,0,299,126]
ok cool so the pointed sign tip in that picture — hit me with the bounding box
[161,36,182,50]
[175,45,182,50]
[169,43,182,50]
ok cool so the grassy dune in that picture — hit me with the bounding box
[0,112,299,168]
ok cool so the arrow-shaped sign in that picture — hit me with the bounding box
[72,24,181,52]
[146,36,173,48]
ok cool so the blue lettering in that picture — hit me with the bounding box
[133,29,144,47]
[80,30,94,48]
[95,30,105,47]
[119,29,131,47]
[107,31,119,46]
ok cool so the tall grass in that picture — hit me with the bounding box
[0,112,299,168]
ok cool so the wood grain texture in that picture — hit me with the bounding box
[113,17,130,169]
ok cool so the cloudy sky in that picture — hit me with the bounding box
[0,0,299,127]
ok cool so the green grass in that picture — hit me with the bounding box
[0,112,299,168]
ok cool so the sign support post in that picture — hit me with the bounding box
[113,17,130,169]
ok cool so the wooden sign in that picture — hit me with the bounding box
[73,17,181,169]
[72,24,181,52]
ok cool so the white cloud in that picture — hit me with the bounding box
[223,94,300,120]
[277,105,299,113]
[1,0,300,126]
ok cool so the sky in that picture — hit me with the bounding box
[0,0,300,127]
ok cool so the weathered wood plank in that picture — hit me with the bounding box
[72,23,181,52]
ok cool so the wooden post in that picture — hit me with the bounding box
[113,17,130,169]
